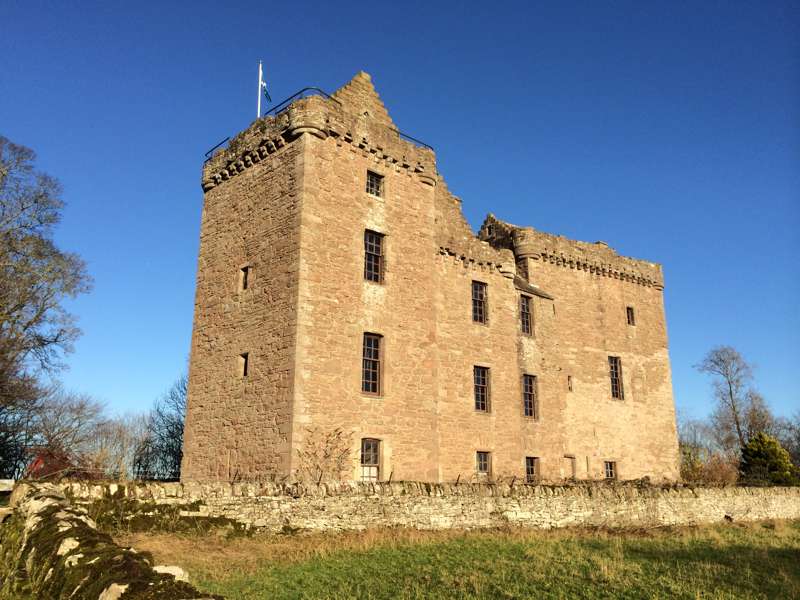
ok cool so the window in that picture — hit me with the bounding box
[564,455,576,479]
[364,230,384,283]
[366,170,383,197]
[476,451,491,477]
[626,306,636,326]
[522,374,538,418]
[567,375,573,392]
[361,438,380,481]
[604,461,617,480]
[520,295,532,335]
[472,281,487,324]
[608,356,624,400]
[239,266,250,291]
[525,457,539,483]
[362,333,382,394]
[473,366,490,412]
[239,353,249,378]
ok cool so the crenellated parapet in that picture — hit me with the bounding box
[480,214,665,289]
[201,73,436,192]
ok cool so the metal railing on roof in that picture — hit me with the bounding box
[204,85,433,159]
[264,86,341,117]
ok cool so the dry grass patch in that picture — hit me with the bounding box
[116,520,800,599]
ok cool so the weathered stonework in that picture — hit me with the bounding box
[0,484,221,599]
[182,71,680,484]
[50,481,800,533]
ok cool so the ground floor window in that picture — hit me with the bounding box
[361,438,380,482]
[476,451,491,478]
[604,460,617,480]
[525,456,539,483]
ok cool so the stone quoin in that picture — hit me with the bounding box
[181,71,680,484]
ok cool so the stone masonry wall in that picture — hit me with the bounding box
[478,216,679,481]
[181,128,306,482]
[54,481,800,533]
[182,70,681,484]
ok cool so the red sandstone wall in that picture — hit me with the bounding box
[181,135,305,482]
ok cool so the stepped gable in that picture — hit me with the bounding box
[331,71,396,129]
[480,214,665,289]
[201,71,435,192]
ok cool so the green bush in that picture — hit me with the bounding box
[740,433,800,485]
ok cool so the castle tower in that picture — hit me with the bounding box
[181,72,680,483]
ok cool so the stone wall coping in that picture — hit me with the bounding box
[44,479,800,502]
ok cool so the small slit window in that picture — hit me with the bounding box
[567,375,573,392]
[626,306,636,326]
[366,171,384,197]
[239,266,250,291]
[239,353,249,378]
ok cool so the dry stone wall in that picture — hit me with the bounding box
[0,484,221,599]
[54,481,800,534]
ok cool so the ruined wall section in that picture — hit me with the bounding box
[182,120,306,482]
[480,216,679,480]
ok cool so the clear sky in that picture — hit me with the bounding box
[2,1,798,419]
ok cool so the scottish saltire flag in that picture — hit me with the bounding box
[261,80,272,103]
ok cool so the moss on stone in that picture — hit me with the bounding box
[0,488,225,599]
[84,493,247,537]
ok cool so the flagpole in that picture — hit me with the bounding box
[257,61,263,118]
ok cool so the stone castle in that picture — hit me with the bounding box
[181,72,680,484]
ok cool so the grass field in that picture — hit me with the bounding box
[118,520,800,599]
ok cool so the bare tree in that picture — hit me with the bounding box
[0,136,91,377]
[678,413,711,478]
[133,375,187,481]
[0,136,91,477]
[0,371,40,478]
[34,388,105,456]
[296,426,352,484]
[695,346,758,452]
[83,413,149,480]
[781,412,800,469]
[677,411,739,484]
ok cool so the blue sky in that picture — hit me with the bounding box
[2,1,798,419]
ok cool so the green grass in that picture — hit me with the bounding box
[121,521,800,600]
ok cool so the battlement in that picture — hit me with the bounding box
[479,214,665,289]
[201,72,436,192]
